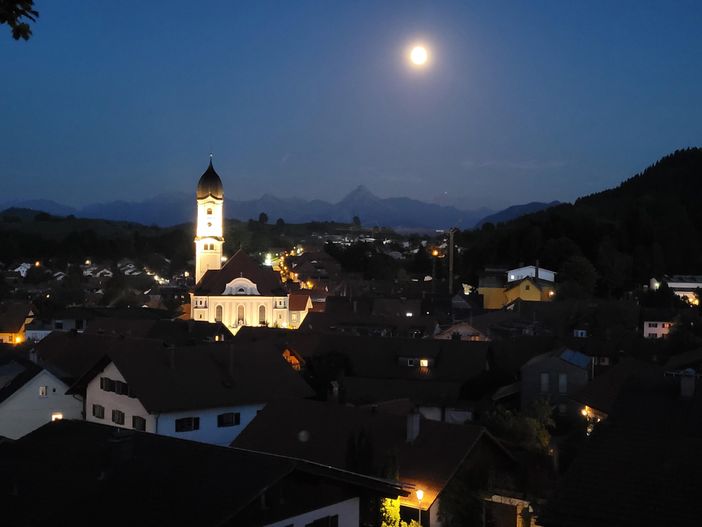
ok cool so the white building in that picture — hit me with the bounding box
[507,264,556,283]
[0,354,82,439]
[71,342,314,446]
[190,159,310,333]
[643,321,674,339]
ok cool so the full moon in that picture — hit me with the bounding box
[410,45,428,66]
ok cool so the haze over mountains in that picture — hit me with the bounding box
[0,186,558,230]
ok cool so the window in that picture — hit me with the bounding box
[207,208,212,215]
[419,359,429,368]
[215,305,223,323]
[132,416,146,431]
[112,409,125,425]
[525,284,531,290]
[648,322,658,328]
[237,305,245,325]
[259,305,266,325]
[54,321,64,330]
[558,373,568,394]
[51,412,63,421]
[100,377,115,392]
[407,358,416,367]
[92,404,105,419]
[39,385,48,398]
[114,380,129,396]
[175,417,200,432]
[540,372,549,393]
[217,412,241,427]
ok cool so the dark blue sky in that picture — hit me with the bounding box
[2,1,701,210]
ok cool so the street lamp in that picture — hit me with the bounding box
[416,489,424,526]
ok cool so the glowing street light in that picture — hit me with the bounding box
[416,489,424,526]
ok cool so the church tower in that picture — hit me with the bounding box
[194,157,224,283]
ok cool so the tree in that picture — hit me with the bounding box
[275,217,285,227]
[0,0,38,40]
[258,212,268,224]
[558,255,598,298]
[352,215,361,228]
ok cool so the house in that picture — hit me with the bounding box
[570,358,662,425]
[643,320,674,339]
[478,266,556,310]
[520,348,591,417]
[233,398,520,527]
[67,339,314,446]
[233,328,489,422]
[0,301,34,345]
[1,419,406,527]
[0,351,82,439]
[650,274,702,305]
[288,293,313,329]
[541,368,702,527]
[434,321,488,341]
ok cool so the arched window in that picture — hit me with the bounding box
[215,305,223,322]
[259,305,267,326]
[207,208,212,215]
[237,305,245,325]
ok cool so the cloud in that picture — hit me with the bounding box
[461,159,567,171]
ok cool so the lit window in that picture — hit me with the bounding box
[92,404,105,419]
[207,208,212,215]
[406,312,413,317]
[51,412,63,421]
[39,386,48,398]
[419,359,429,368]
[407,359,416,367]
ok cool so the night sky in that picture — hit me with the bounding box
[2,1,701,210]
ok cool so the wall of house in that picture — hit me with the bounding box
[264,496,359,527]
[0,332,19,344]
[85,362,155,431]
[505,281,542,305]
[479,286,506,310]
[157,403,265,446]
[643,321,673,339]
[521,356,590,415]
[0,370,82,439]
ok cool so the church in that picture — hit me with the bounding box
[190,159,311,334]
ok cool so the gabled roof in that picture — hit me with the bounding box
[0,301,32,333]
[1,419,404,527]
[194,249,285,296]
[0,352,42,405]
[67,339,314,413]
[571,358,663,414]
[522,347,591,371]
[232,398,513,509]
[288,293,311,312]
[86,318,229,345]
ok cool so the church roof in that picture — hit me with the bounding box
[194,250,285,296]
[196,159,224,200]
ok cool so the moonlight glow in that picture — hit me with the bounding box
[410,45,429,66]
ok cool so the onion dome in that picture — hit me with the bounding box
[196,159,224,199]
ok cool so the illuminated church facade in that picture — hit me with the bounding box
[190,159,311,334]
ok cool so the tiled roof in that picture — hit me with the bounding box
[0,301,32,333]
[67,338,314,413]
[233,398,511,509]
[288,293,311,312]
[194,249,285,296]
[1,419,404,526]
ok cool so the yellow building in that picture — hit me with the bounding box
[504,277,555,305]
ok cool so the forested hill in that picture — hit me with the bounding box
[456,148,702,295]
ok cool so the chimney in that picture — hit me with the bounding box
[681,368,696,399]
[406,412,420,443]
[535,260,540,280]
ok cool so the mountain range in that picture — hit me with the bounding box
[0,186,558,230]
